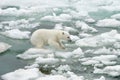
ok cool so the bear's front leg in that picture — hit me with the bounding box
[58,41,65,49]
[48,40,64,50]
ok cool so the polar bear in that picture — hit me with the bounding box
[30,29,71,49]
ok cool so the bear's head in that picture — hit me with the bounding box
[60,31,71,41]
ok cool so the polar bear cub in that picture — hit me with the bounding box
[30,29,71,49]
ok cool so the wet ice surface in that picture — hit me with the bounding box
[1,0,120,80]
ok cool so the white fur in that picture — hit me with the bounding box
[30,29,70,49]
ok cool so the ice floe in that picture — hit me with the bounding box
[111,13,120,20]
[70,35,80,42]
[93,47,120,55]
[75,21,97,32]
[79,32,92,38]
[17,48,53,59]
[94,76,105,80]
[54,23,79,34]
[96,19,120,28]
[80,55,117,66]
[0,29,31,39]
[0,19,39,29]
[35,57,59,65]
[76,30,120,47]
[41,14,72,22]
[1,68,43,80]
[36,75,68,80]
[55,48,84,59]
[0,42,11,53]
[94,65,120,77]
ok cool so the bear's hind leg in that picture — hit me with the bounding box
[35,41,45,49]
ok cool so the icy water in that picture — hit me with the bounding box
[1,0,120,80]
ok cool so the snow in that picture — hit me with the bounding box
[0,0,69,8]
[94,76,105,80]
[54,23,63,30]
[84,18,96,23]
[0,29,31,39]
[1,68,42,80]
[0,42,11,53]
[81,60,100,66]
[75,21,97,32]
[111,13,120,19]
[54,23,78,34]
[36,75,68,80]
[76,30,120,47]
[0,19,39,29]
[35,57,59,65]
[93,47,120,55]
[70,35,80,42]
[55,48,84,59]
[17,48,53,59]
[94,65,120,77]
[41,14,72,22]
[79,32,92,38]
[81,55,117,66]
[96,19,120,28]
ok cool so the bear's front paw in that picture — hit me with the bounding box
[61,47,66,50]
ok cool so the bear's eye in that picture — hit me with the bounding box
[67,36,70,38]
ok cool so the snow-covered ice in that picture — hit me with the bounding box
[94,76,105,80]
[55,48,84,59]
[111,13,120,20]
[93,47,120,55]
[0,42,11,53]
[96,19,120,28]
[1,68,43,80]
[0,29,31,39]
[80,55,117,66]
[17,48,53,59]
[94,65,120,77]
[36,75,68,80]
[75,21,97,32]
[41,14,72,22]
[0,19,39,29]
[76,30,120,47]
[35,57,59,65]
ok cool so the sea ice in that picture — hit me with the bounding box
[35,57,59,65]
[96,19,120,28]
[84,18,96,23]
[76,30,120,47]
[36,75,68,80]
[79,32,92,38]
[1,68,43,80]
[41,14,72,22]
[70,35,80,42]
[0,42,11,53]
[94,65,120,77]
[0,19,39,29]
[54,23,78,34]
[93,47,120,55]
[17,48,53,59]
[111,13,120,19]
[94,76,105,80]
[0,29,31,39]
[81,55,117,66]
[55,48,84,59]
[75,21,97,32]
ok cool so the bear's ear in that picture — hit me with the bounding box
[62,32,64,35]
